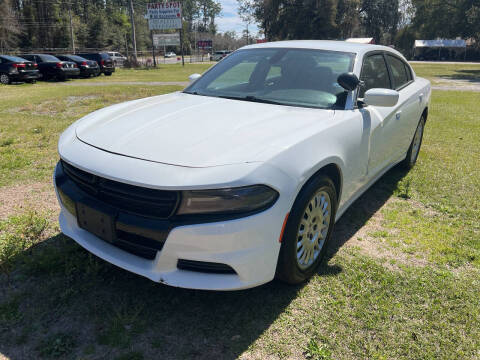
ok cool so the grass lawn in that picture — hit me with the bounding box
[85,63,213,83]
[412,62,480,85]
[0,64,479,359]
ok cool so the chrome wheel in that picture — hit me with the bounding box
[410,120,424,163]
[296,190,331,270]
[0,74,9,85]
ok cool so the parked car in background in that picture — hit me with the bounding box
[55,54,100,77]
[77,53,115,76]
[54,41,431,290]
[0,55,41,84]
[18,54,79,81]
[210,50,232,61]
[164,52,176,58]
[107,52,127,66]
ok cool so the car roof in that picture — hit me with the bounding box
[241,40,405,59]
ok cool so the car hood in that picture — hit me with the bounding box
[75,92,336,168]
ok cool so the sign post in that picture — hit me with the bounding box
[150,31,156,67]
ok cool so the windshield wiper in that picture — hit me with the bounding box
[216,95,285,106]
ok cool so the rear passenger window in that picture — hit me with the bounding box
[359,54,391,98]
[387,55,410,90]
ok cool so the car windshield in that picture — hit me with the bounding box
[184,48,356,109]
[2,55,28,62]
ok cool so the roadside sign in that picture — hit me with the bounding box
[153,33,180,47]
[197,40,212,49]
[147,2,182,30]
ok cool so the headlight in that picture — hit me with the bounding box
[177,185,279,216]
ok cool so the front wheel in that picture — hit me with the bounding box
[0,73,10,85]
[402,116,425,169]
[276,175,337,284]
[104,72,112,76]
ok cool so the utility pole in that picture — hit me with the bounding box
[128,0,138,63]
[68,2,75,53]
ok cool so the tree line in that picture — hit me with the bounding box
[239,0,480,55]
[0,0,224,53]
[1,0,479,56]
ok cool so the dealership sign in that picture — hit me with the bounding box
[147,2,182,30]
[153,33,180,47]
[197,40,212,49]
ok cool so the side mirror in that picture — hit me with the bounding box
[337,72,361,91]
[364,88,399,107]
[189,73,201,83]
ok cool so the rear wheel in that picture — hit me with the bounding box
[276,175,337,284]
[402,116,425,169]
[0,73,10,85]
[104,72,112,76]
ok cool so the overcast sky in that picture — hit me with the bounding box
[216,0,259,37]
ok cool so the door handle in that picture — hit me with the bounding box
[395,111,402,120]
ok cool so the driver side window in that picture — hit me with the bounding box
[359,54,391,98]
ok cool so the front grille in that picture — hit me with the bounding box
[177,259,236,274]
[61,160,179,219]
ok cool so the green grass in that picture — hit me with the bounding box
[0,82,182,187]
[85,63,212,83]
[0,65,479,359]
[412,63,480,85]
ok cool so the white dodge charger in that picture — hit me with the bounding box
[54,41,431,290]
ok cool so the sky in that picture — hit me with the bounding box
[216,0,259,37]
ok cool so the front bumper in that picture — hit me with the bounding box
[54,161,289,290]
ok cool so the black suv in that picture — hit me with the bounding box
[77,53,115,76]
[0,55,41,84]
[19,54,80,81]
[56,54,100,77]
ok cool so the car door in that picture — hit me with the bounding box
[385,54,421,153]
[358,52,404,177]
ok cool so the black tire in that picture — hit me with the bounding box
[26,79,36,84]
[276,175,338,284]
[402,116,426,170]
[0,73,10,85]
[104,72,112,76]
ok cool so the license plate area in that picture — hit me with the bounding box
[77,203,116,243]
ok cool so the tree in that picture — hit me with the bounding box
[336,0,361,39]
[0,0,20,51]
[238,0,338,41]
[360,0,400,44]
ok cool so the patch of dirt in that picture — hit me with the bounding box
[335,197,431,270]
[0,182,59,221]
[433,77,480,92]
[5,100,63,116]
[65,95,99,105]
